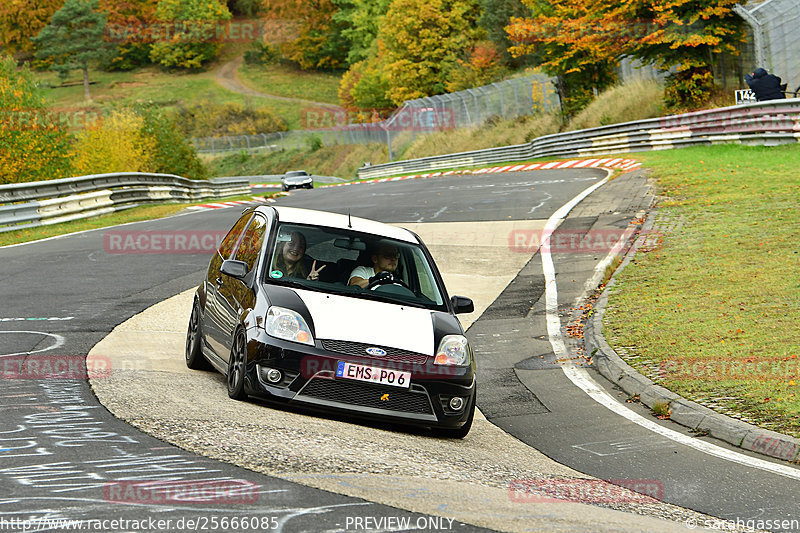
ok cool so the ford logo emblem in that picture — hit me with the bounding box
[366,347,387,356]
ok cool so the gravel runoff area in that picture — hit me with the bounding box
[89,219,726,532]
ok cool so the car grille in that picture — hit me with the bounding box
[298,377,434,415]
[321,339,429,364]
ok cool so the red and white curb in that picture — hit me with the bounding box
[187,197,270,211]
[323,158,641,188]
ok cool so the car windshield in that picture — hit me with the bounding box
[285,171,308,177]
[263,222,447,311]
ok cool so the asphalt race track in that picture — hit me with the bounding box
[1,168,799,532]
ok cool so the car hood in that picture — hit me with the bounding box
[294,288,434,355]
[284,176,311,183]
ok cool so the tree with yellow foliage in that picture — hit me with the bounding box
[71,110,157,175]
[0,55,73,184]
[380,0,483,105]
[0,0,63,55]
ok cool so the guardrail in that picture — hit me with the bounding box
[0,173,251,233]
[357,98,800,179]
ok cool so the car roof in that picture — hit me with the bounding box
[264,206,418,244]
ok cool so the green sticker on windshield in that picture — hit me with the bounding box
[270,270,283,279]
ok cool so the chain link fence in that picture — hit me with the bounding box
[193,74,559,160]
[735,0,800,95]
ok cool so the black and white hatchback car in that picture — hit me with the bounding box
[186,206,477,437]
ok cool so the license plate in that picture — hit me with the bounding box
[335,361,411,389]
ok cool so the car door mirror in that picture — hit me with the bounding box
[221,260,249,280]
[451,295,474,314]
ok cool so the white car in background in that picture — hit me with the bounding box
[281,170,314,191]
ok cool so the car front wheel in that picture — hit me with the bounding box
[227,329,247,400]
[185,301,209,370]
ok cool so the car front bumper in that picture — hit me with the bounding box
[242,329,475,429]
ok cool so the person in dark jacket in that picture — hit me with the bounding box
[745,68,785,101]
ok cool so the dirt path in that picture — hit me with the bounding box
[214,55,344,111]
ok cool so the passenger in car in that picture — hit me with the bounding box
[348,242,399,288]
[272,231,328,281]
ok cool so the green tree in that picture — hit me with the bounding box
[33,0,107,101]
[338,55,394,113]
[380,0,484,105]
[332,0,391,65]
[149,0,232,69]
[478,0,532,66]
[136,105,208,179]
[0,55,73,184]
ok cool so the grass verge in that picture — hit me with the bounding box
[603,144,800,437]
[237,63,342,106]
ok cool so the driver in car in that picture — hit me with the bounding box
[348,242,400,288]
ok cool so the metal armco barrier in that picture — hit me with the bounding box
[357,98,800,179]
[0,173,251,233]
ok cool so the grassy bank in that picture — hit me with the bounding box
[205,143,390,179]
[205,78,669,179]
[238,63,342,105]
[604,144,800,436]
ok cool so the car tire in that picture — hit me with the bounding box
[227,329,247,400]
[185,301,210,370]
[282,184,288,192]
[434,392,475,439]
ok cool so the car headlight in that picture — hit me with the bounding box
[434,335,470,366]
[265,306,314,346]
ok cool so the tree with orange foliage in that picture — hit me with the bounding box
[262,0,347,70]
[507,0,744,112]
[0,0,64,55]
[99,0,159,70]
[621,0,744,109]
[507,0,622,116]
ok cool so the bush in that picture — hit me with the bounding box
[102,43,153,71]
[568,79,665,131]
[148,0,231,69]
[71,109,156,175]
[664,67,714,112]
[243,42,278,65]
[0,54,73,184]
[172,100,287,137]
[137,105,207,179]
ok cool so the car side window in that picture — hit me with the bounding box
[234,215,267,272]
[218,214,253,259]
